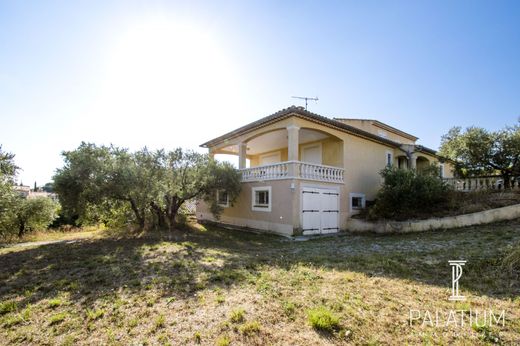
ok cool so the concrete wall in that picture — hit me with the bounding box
[347,204,520,234]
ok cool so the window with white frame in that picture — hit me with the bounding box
[217,190,229,207]
[386,151,393,167]
[439,164,445,178]
[252,186,271,212]
[350,193,366,211]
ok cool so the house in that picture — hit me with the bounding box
[13,185,31,198]
[196,106,454,236]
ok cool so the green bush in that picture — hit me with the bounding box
[307,306,340,332]
[370,165,450,220]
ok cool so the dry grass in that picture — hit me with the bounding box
[1,221,520,345]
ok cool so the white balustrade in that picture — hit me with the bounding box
[444,176,519,191]
[239,161,344,183]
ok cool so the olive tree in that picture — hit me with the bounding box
[53,143,241,230]
[15,197,60,237]
[439,124,520,188]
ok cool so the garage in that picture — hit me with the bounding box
[301,187,340,235]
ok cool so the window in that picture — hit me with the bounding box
[386,151,393,167]
[217,190,229,207]
[252,186,272,212]
[350,193,366,212]
[439,164,444,178]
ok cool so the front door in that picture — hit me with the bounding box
[301,187,339,235]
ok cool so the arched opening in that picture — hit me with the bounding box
[243,127,344,168]
[396,155,409,169]
[416,156,430,173]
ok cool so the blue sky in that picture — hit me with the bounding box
[1,0,519,185]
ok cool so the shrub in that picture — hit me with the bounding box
[239,321,261,336]
[370,165,450,220]
[215,335,231,346]
[49,312,67,325]
[0,300,17,315]
[48,298,62,308]
[229,308,245,323]
[307,306,340,332]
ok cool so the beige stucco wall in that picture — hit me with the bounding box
[248,137,343,168]
[335,119,416,145]
[197,178,344,236]
[197,180,297,236]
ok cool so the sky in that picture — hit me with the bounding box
[1,0,519,185]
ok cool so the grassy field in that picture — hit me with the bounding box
[1,221,520,345]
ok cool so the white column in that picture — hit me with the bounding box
[238,142,247,169]
[287,125,300,161]
[409,154,417,170]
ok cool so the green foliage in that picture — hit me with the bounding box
[0,146,58,239]
[53,143,241,230]
[0,146,19,239]
[215,335,231,346]
[86,308,105,321]
[229,308,245,323]
[439,123,520,187]
[239,321,261,335]
[48,312,67,325]
[307,306,340,332]
[0,300,17,315]
[370,166,450,220]
[15,197,60,237]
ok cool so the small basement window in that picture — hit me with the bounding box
[252,186,272,212]
[350,193,366,212]
[217,190,229,207]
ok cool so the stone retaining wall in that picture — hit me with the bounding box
[347,204,520,234]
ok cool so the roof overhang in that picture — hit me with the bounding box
[200,106,403,149]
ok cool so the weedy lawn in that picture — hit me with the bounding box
[1,221,520,345]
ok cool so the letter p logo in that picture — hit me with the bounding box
[448,260,466,301]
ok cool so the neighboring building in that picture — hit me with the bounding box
[13,185,31,198]
[196,106,455,236]
[28,191,59,201]
[13,185,58,201]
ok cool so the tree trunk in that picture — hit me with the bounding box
[129,198,145,229]
[150,202,166,229]
[502,172,511,189]
[168,204,180,232]
[165,195,181,232]
[18,219,25,238]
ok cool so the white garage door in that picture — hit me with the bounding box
[301,187,339,235]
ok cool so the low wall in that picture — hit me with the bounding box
[347,204,520,234]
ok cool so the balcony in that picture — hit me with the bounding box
[240,161,344,183]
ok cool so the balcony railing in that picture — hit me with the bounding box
[240,161,344,183]
[444,175,519,191]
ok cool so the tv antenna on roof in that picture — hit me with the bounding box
[291,96,318,110]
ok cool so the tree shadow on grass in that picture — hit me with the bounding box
[0,219,519,315]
